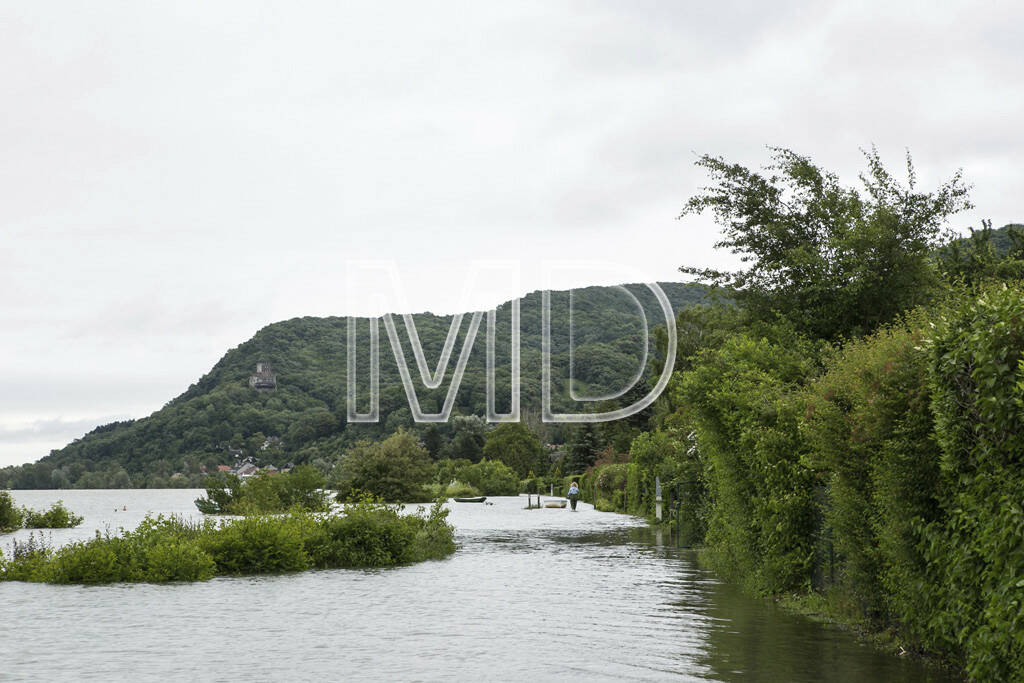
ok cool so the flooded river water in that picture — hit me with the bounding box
[1,490,956,681]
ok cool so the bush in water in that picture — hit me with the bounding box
[21,501,84,529]
[1,493,84,532]
[448,460,519,496]
[0,491,23,532]
[195,465,331,515]
[333,430,434,503]
[0,497,455,584]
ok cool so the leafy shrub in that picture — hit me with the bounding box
[334,430,434,503]
[802,312,940,630]
[21,501,84,529]
[2,502,456,584]
[451,460,519,496]
[410,498,457,561]
[145,538,216,582]
[441,481,481,499]
[201,514,311,575]
[196,465,331,514]
[1,532,53,581]
[676,328,821,593]
[0,491,23,532]
[48,537,123,584]
[916,285,1024,679]
[1,495,84,532]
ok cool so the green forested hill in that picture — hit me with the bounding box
[1,282,705,488]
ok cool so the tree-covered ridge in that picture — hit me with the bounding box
[0,282,704,489]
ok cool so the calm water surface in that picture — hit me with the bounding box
[1,490,957,682]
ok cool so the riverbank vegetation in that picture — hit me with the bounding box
[550,149,1024,680]
[190,431,524,508]
[3,145,1020,677]
[332,430,522,502]
[0,498,455,583]
[1,492,84,532]
[195,465,331,514]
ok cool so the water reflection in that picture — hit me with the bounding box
[1,490,958,681]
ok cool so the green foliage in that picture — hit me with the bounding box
[441,416,489,462]
[1,500,456,584]
[445,459,519,496]
[481,422,546,478]
[564,423,601,475]
[937,221,1024,287]
[195,465,330,515]
[0,283,705,490]
[201,514,310,575]
[680,147,972,340]
[675,327,821,593]
[801,313,940,630]
[657,286,1024,678]
[1,494,84,532]
[1,490,23,532]
[628,430,707,539]
[21,500,85,529]
[440,481,482,499]
[914,285,1024,679]
[334,430,434,503]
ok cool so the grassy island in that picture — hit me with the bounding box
[1,498,455,584]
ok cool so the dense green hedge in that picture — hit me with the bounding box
[1,498,455,584]
[673,328,821,593]
[799,287,1024,677]
[801,311,941,629]
[915,286,1024,678]
[544,286,1024,678]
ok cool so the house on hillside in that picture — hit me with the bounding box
[236,462,259,478]
[232,455,259,478]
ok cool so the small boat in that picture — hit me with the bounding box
[544,499,567,508]
[452,496,487,503]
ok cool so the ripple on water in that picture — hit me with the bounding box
[1,491,958,682]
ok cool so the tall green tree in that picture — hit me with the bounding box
[421,424,444,460]
[442,416,488,462]
[679,146,972,340]
[333,429,433,502]
[481,423,546,479]
[564,423,601,475]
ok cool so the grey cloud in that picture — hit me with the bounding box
[0,416,129,443]
[1,1,1022,467]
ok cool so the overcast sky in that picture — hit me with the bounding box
[2,1,1022,467]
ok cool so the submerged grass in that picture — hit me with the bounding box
[0,497,455,584]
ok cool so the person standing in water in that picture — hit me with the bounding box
[567,481,580,511]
